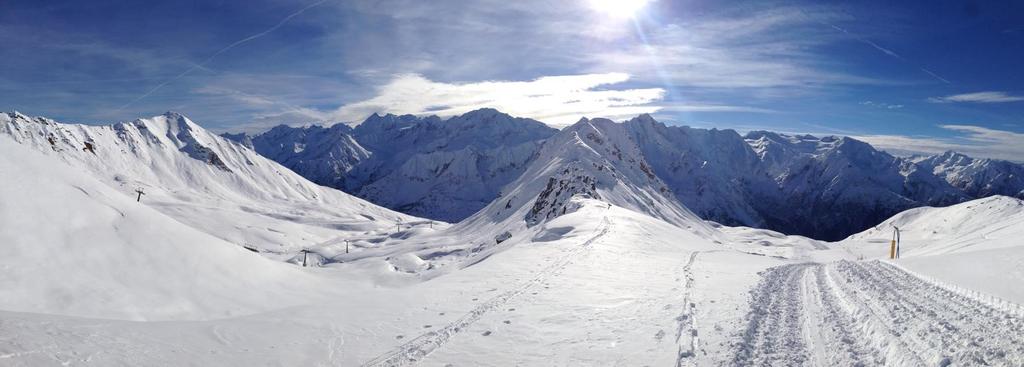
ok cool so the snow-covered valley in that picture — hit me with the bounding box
[2,111,1023,366]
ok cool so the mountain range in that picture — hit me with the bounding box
[227,108,555,222]
[225,109,1024,240]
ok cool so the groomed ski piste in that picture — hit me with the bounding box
[1,113,1023,366]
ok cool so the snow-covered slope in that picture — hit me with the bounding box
[0,111,415,254]
[625,115,770,227]
[457,117,716,239]
[227,108,557,222]
[843,195,1024,256]
[324,117,723,281]
[0,138,337,321]
[841,195,1024,303]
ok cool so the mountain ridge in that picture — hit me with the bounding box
[0,110,415,254]
[224,109,558,222]
[223,109,1024,240]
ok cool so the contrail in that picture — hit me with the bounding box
[920,68,951,84]
[829,24,905,60]
[814,13,952,85]
[116,0,329,111]
[830,23,951,84]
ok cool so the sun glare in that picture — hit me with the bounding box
[587,0,651,18]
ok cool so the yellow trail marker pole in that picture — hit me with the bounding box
[889,226,901,259]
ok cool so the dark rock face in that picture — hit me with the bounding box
[526,167,600,225]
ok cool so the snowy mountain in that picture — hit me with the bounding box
[624,115,771,228]
[225,108,557,222]
[247,123,370,189]
[615,117,971,240]
[741,130,967,240]
[226,109,1024,241]
[459,117,713,234]
[913,151,1024,199]
[400,116,721,282]
[0,111,416,254]
[340,116,726,280]
[0,138,338,320]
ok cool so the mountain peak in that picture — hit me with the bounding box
[162,111,186,119]
[939,150,970,160]
[353,113,419,137]
[461,107,503,117]
[744,130,780,141]
[568,116,617,131]
[138,111,202,135]
[633,113,658,124]
[6,111,31,120]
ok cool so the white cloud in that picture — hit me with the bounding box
[331,73,665,127]
[928,91,1024,103]
[587,7,890,91]
[855,124,1024,162]
[195,86,331,121]
[657,103,776,113]
[860,101,904,109]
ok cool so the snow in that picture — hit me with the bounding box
[915,151,1024,199]
[227,108,557,222]
[0,139,336,321]
[229,111,1024,242]
[1,110,1023,365]
[2,176,1022,365]
[0,111,420,258]
[841,195,1024,304]
[0,196,767,366]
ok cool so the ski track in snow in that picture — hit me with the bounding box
[733,262,813,366]
[674,251,703,366]
[733,260,1024,366]
[360,217,611,367]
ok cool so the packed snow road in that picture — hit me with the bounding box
[733,260,1024,367]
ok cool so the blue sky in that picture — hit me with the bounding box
[1,0,1023,160]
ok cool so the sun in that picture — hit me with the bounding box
[587,0,651,19]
